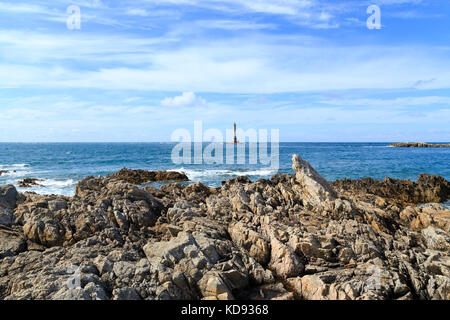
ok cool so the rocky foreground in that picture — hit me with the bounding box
[0,155,449,300]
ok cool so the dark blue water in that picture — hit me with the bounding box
[0,143,449,198]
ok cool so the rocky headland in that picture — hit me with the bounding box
[0,154,449,300]
[389,142,450,148]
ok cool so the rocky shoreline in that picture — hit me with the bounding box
[0,154,449,300]
[389,142,450,148]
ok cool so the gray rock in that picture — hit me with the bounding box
[228,222,270,265]
[112,287,140,300]
[48,199,67,212]
[422,227,450,251]
[0,185,18,209]
[0,207,13,227]
[0,229,26,258]
[1,157,449,301]
[143,232,195,265]
[292,154,337,205]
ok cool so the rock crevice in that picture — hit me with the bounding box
[1,155,449,300]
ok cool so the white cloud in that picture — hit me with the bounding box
[197,19,276,30]
[2,37,450,93]
[374,0,423,4]
[0,2,52,14]
[161,92,206,107]
[125,8,150,16]
[319,96,450,107]
[151,0,314,14]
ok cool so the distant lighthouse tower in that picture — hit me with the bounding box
[233,123,238,144]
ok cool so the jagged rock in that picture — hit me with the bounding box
[198,271,234,300]
[112,287,140,300]
[23,219,65,247]
[292,154,337,205]
[143,232,196,265]
[285,277,302,298]
[0,208,13,227]
[0,185,18,209]
[17,178,43,188]
[52,281,108,301]
[0,157,449,301]
[421,227,450,251]
[0,229,26,258]
[333,174,450,206]
[426,275,450,300]
[268,236,304,279]
[228,222,270,265]
[48,200,67,212]
[14,177,162,248]
[301,275,330,300]
[107,168,188,184]
[0,186,19,227]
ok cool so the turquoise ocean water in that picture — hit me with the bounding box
[0,143,449,208]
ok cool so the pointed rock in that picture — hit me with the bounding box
[292,154,337,205]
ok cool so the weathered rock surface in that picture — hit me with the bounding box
[0,185,21,227]
[17,178,44,188]
[292,154,337,206]
[333,174,450,206]
[0,155,449,300]
[107,168,189,184]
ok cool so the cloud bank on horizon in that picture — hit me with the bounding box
[0,0,449,142]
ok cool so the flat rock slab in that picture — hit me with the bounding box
[0,229,26,258]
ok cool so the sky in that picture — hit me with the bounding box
[0,0,449,142]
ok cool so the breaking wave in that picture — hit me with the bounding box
[171,167,278,181]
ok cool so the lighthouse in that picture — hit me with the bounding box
[233,123,238,144]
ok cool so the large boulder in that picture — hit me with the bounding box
[0,185,20,227]
[0,229,26,259]
[292,154,337,206]
[0,185,18,209]
[268,237,304,279]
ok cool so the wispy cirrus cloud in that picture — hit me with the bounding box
[0,0,449,141]
[0,2,52,14]
[319,96,450,107]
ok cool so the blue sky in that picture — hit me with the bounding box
[0,0,449,142]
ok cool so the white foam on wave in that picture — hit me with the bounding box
[0,170,34,178]
[171,167,278,181]
[17,178,77,196]
[0,163,29,169]
[41,179,76,188]
[442,200,450,210]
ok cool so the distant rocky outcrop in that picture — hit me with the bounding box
[0,170,8,177]
[0,157,449,300]
[107,168,189,184]
[389,142,450,148]
[17,178,44,188]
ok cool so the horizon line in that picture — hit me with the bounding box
[1,141,449,144]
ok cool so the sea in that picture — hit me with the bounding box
[0,142,449,208]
